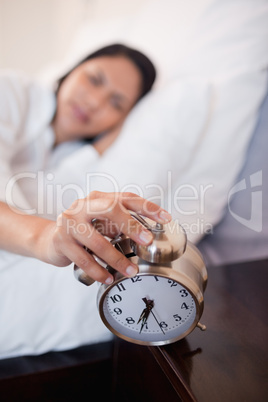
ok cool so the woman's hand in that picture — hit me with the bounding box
[41,191,171,284]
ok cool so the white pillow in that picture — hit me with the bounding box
[176,0,268,77]
[47,68,267,245]
[112,78,213,176]
[38,0,268,87]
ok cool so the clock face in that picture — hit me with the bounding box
[99,274,197,345]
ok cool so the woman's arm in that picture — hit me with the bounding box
[0,192,171,284]
[0,201,50,258]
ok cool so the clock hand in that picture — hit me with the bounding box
[142,297,153,307]
[138,298,154,333]
[142,297,165,335]
[139,309,150,333]
[138,298,153,323]
[150,308,165,335]
[137,307,148,324]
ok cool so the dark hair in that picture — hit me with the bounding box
[56,43,157,100]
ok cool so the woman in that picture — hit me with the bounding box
[52,43,156,148]
[0,43,161,284]
[0,44,169,358]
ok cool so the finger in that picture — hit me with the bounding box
[75,227,138,279]
[59,207,140,277]
[87,191,172,224]
[89,217,144,241]
[90,218,121,238]
[88,200,154,245]
[59,239,114,284]
[119,192,171,223]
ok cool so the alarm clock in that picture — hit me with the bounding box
[74,213,207,346]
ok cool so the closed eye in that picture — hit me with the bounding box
[110,96,124,111]
[88,74,102,86]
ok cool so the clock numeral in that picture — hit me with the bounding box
[160,321,168,329]
[116,283,126,292]
[114,308,122,315]
[110,294,122,303]
[180,289,189,297]
[173,314,182,322]
[168,279,177,287]
[154,276,159,281]
[181,302,190,310]
[126,317,135,324]
[131,276,142,283]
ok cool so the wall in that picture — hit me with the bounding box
[0,0,143,76]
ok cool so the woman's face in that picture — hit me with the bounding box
[52,55,142,144]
